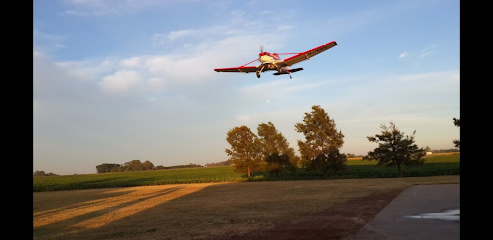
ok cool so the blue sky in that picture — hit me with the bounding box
[33,0,460,175]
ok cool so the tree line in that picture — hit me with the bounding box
[33,170,59,177]
[34,161,206,176]
[95,160,203,173]
[225,105,460,179]
[204,160,233,167]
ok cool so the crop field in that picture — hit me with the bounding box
[33,153,459,192]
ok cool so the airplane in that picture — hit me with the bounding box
[214,41,337,79]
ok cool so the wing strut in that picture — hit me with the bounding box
[240,59,259,68]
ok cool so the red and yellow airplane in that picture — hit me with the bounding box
[214,41,337,79]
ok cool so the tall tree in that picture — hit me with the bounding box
[295,105,346,179]
[452,118,460,150]
[225,126,263,181]
[124,160,144,171]
[143,160,155,170]
[257,122,298,179]
[363,122,425,177]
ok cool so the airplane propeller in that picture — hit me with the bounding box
[257,44,265,63]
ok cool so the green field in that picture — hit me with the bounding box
[33,152,459,192]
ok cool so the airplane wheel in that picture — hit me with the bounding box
[256,71,261,78]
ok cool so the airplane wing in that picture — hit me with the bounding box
[278,41,337,67]
[214,66,258,73]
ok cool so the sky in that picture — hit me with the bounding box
[33,0,460,175]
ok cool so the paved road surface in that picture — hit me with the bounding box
[350,184,460,240]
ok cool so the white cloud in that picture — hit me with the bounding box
[100,70,142,91]
[35,28,287,98]
[239,78,330,101]
[419,52,432,58]
[33,51,43,57]
[246,0,257,6]
[152,27,225,45]
[150,9,292,47]
[120,57,143,68]
[54,58,117,82]
[419,45,436,58]
[33,29,66,41]
[167,30,195,41]
[277,25,295,31]
[230,10,245,18]
[33,29,68,53]
[399,52,408,58]
[147,77,166,88]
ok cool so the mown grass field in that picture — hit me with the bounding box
[33,152,459,192]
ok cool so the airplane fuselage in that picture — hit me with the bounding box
[256,51,303,79]
[258,52,283,71]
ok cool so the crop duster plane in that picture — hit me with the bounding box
[214,41,337,79]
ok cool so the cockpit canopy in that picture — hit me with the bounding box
[259,52,272,57]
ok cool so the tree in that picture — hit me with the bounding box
[257,122,298,178]
[363,121,425,177]
[295,105,347,179]
[143,160,155,170]
[308,151,347,179]
[124,160,144,171]
[33,170,46,177]
[96,163,121,173]
[453,118,460,150]
[264,152,295,180]
[225,126,263,181]
[111,166,126,172]
[424,146,432,153]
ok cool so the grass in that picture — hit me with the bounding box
[33,175,460,240]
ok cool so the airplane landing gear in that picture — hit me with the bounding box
[256,65,267,78]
